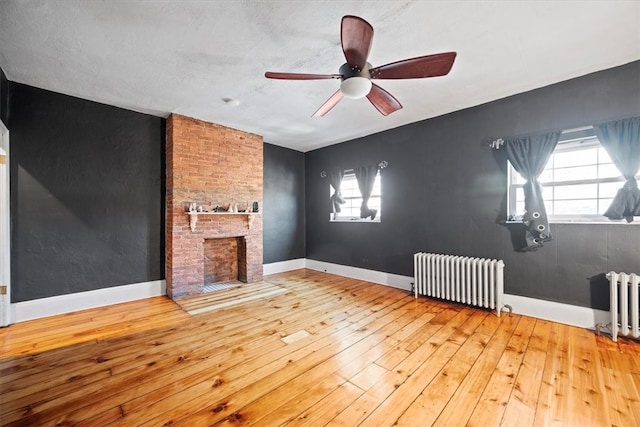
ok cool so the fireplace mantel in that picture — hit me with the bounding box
[166,113,263,299]
[187,212,260,232]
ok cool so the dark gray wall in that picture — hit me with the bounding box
[8,82,165,302]
[305,60,640,310]
[4,76,306,302]
[263,143,305,263]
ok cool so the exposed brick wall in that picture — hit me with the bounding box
[203,237,239,284]
[166,114,263,299]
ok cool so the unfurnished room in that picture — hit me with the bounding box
[1,1,640,425]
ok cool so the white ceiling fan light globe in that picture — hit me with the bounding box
[340,77,372,99]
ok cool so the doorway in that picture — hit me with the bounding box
[0,120,10,327]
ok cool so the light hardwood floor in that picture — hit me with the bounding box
[1,269,639,426]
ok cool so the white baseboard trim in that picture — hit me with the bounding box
[305,259,413,292]
[263,258,307,276]
[8,260,609,330]
[11,280,166,323]
[274,258,608,329]
[502,294,609,330]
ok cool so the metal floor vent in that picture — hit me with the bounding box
[202,282,242,293]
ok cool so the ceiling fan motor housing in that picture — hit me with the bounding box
[339,62,373,99]
[339,62,371,80]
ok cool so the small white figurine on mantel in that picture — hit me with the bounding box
[228,203,234,213]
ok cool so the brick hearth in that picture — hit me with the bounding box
[166,114,263,299]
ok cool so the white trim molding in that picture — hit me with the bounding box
[263,258,306,276]
[8,260,610,330]
[0,120,9,327]
[273,259,607,330]
[502,293,609,330]
[305,259,413,292]
[11,280,166,323]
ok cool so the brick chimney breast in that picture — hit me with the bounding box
[166,114,263,299]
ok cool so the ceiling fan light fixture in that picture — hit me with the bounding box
[340,77,372,99]
[264,15,455,116]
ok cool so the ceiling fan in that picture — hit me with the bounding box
[265,15,456,117]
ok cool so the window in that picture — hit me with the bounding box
[507,129,638,222]
[330,169,381,222]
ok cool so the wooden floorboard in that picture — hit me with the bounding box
[0,269,638,426]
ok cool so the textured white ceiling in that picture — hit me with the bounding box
[1,1,639,152]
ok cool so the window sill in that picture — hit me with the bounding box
[503,218,639,225]
[330,219,381,223]
[550,219,640,225]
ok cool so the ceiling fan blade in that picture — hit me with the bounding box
[312,90,344,117]
[369,52,457,79]
[341,15,374,70]
[265,72,342,80]
[366,83,402,116]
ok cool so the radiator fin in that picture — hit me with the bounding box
[607,271,640,342]
[414,252,505,317]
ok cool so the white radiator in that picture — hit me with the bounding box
[413,252,509,317]
[600,272,640,342]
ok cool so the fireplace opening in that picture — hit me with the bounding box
[203,236,247,286]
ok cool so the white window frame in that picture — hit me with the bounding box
[330,169,381,222]
[507,129,639,224]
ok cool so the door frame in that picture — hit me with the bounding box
[0,119,10,327]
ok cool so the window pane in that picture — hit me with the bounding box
[554,147,598,168]
[545,200,553,215]
[553,183,597,200]
[372,179,381,196]
[341,177,358,195]
[337,198,359,217]
[506,136,627,221]
[553,165,598,182]
[599,163,622,179]
[331,171,381,221]
[598,147,614,163]
[553,199,597,215]
[600,181,623,198]
[538,168,554,183]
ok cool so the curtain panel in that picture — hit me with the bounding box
[327,169,345,217]
[504,131,561,251]
[354,164,378,220]
[594,117,640,222]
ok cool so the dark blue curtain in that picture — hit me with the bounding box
[505,131,561,251]
[594,117,640,222]
[328,169,345,218]
[355,165,378,220]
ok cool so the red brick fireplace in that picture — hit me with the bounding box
[166,114,263,299]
